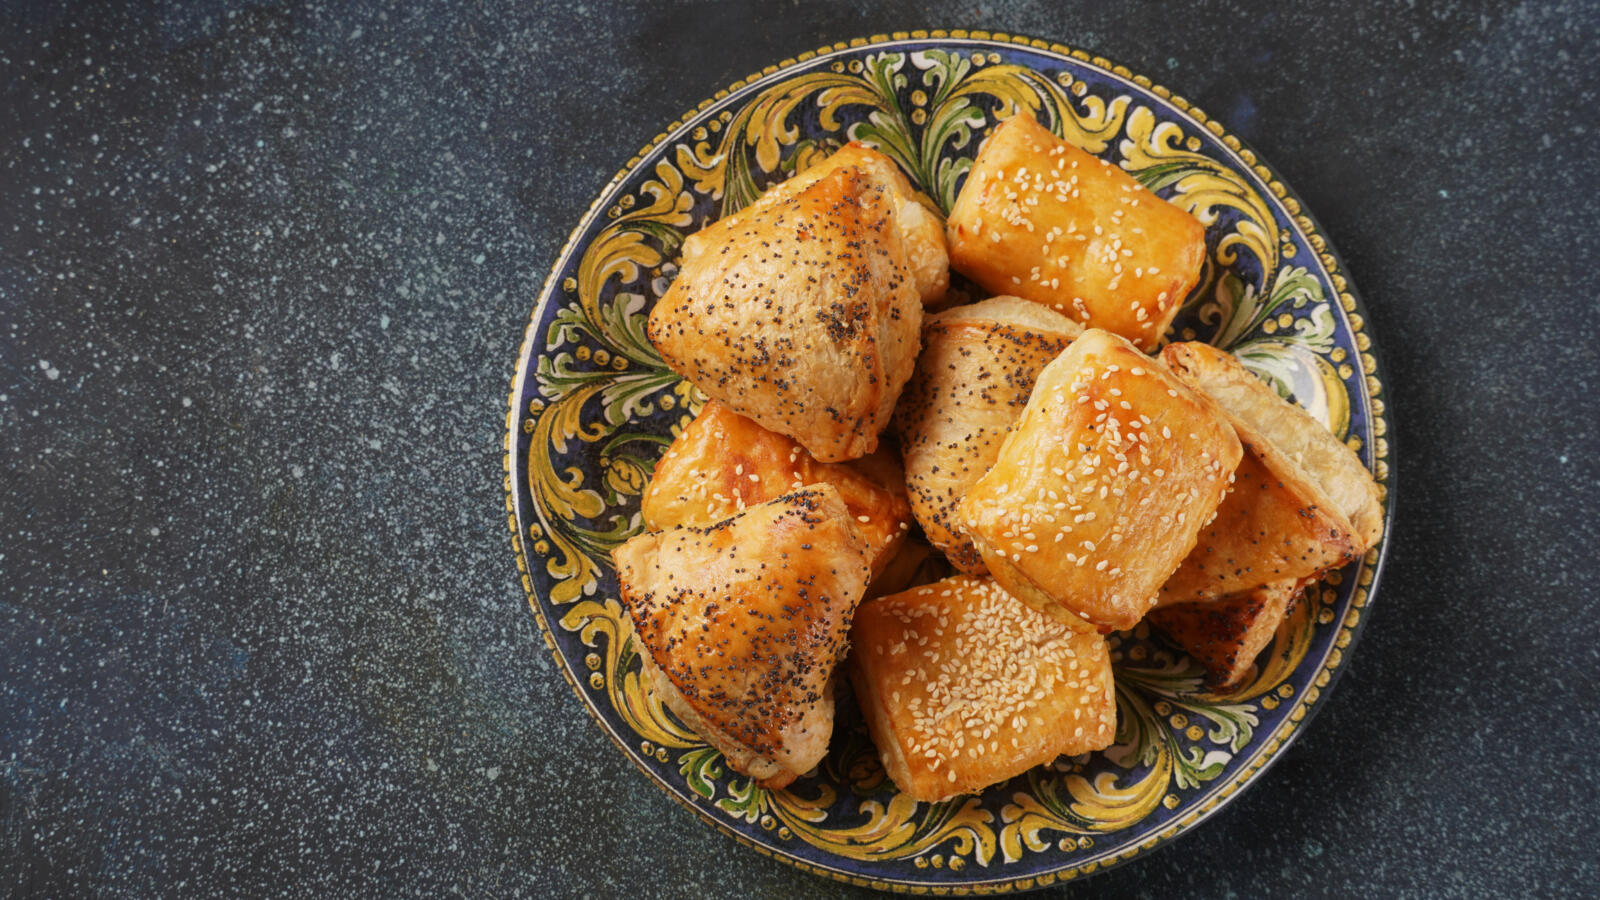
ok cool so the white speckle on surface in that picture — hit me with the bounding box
[181,397,192,407]
[149,527,160,537]
[379,314,390,330]
[484,766,500,781]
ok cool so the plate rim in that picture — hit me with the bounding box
[502,29,1396,894]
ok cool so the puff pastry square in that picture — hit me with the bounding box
[613,485,872,788]
[783,142,949,306]
[957,329,1243,631]
[946,114,1206,351]
[848,574,1114,803]
[1155,342,1383,604]
[893,296,1082,572]
[640,400,913,577]
[1148,578,1302,689]
[1160,341,1384,552]
[648,166,922,463]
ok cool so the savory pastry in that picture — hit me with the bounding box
[1148,578,1303,689]
[957,329,1243,631]
[1155,341,1384,604]
[945,114,1206,351]
[893,296,1082,572]
[782,142,949,305]
[861,535,950,600]
[613,485,872,789]
[647,166,922,462]
[640,400,913,577]
[849,574,1115,803]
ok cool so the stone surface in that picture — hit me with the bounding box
[2,1,1596,896]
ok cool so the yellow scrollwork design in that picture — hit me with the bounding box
[998,753,1172,862]
[573,160,696,335]
[717,779,1000,866]
[1120,106,1279,280]
[948,63,1128,154]
[677,69,877,213]
[525,384,609,605]
[1064,761,1172,832]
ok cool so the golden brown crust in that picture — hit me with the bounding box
[791,143,949,306]
[636,644,799,788]
[612,486,872,785]
[1160,342,1384,552]
[945,114,1206,351]
[893,296,1081,572]
[699,142,948,308]
[647,166,922,463]
[1148,578,1303,689]
[640,401,912,577]
[957,329,1243,631]
[1156,444,1358,605]
[848,574,1115,803]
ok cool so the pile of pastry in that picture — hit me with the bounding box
[611,116,1383,803]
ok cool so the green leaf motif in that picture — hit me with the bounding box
[679,745,725,801]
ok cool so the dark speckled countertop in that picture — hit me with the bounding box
[3,1,1596,896]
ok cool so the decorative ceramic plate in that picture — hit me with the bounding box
[504,31,1392,894]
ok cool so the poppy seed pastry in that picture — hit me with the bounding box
[647,165,923,463]
[848,574,1114,803]
[613,485,872,789]
[957,329,1243,631]
[1148,578,1304,689]
[893,296,1082,572]
[946,114,1206,351]
[780,142,949,306]
[640,400,913,577]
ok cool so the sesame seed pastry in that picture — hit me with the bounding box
[945,113,1206,351]
[957,329,1243,632]
[893,296,1082,573]
[613,485,873,789]
[848,574,1115,803]
[647,165,922,463]
[1147,578,1304,689]
[640,400,913,578]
